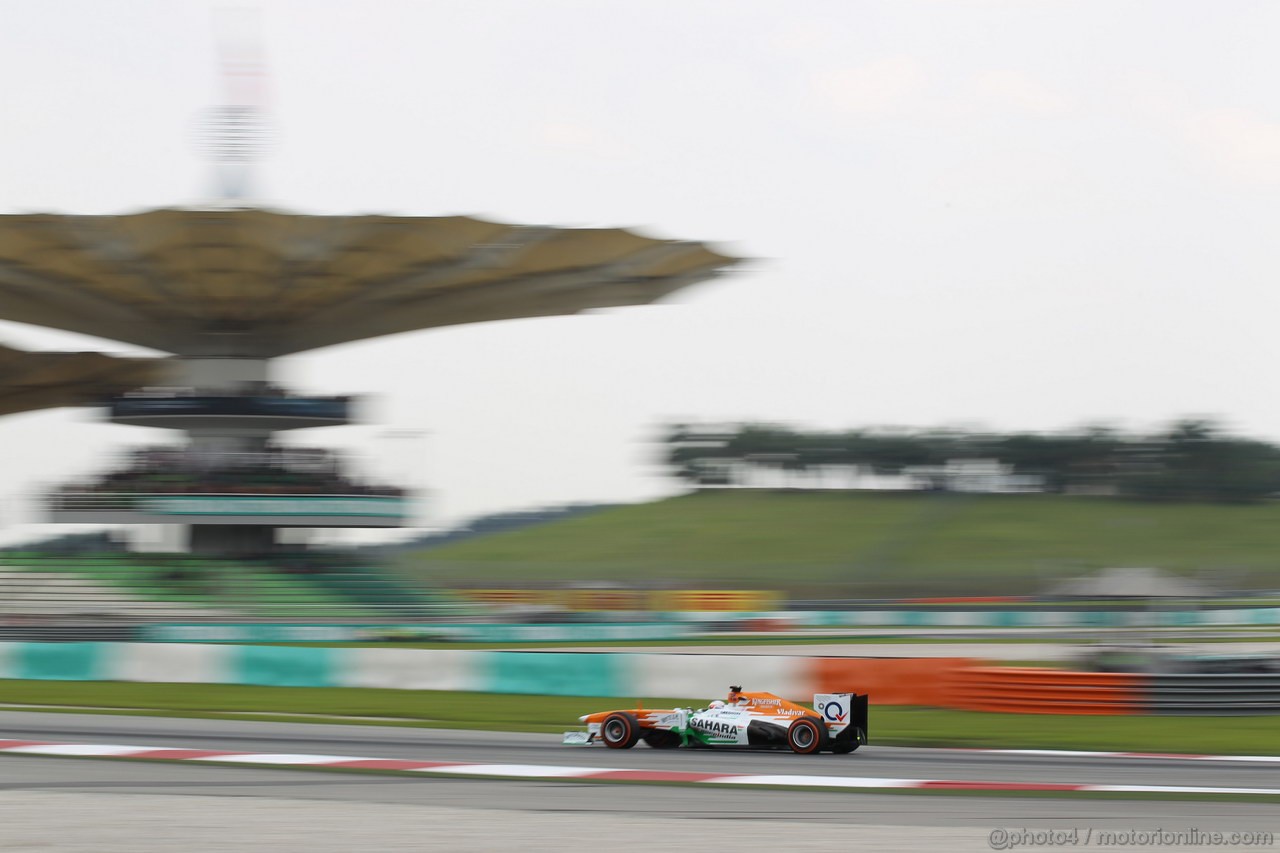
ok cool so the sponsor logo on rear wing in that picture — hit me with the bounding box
[814,693,869,737]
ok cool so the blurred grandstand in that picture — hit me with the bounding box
[0,548,454,641]
[0,207,737,636]
[50,444,403,504]
[0,343,169,417]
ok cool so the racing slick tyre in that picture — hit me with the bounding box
[786,716,828,755]
[831,727,866,754]
[601,712,642,749]
[642,730,682,749]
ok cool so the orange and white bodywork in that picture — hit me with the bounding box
[565,687,868,755]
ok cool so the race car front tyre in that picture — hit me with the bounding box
[642,730,682,749]
[602,712,641,749]
[786,716,828,755]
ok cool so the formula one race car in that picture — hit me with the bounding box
[563,686,868,755]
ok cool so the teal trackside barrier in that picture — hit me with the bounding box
[231,645,340,688]
[13,642,107,681]
[1250,608,1280,624]
[485,652,625,696]
[992,610,1021,628]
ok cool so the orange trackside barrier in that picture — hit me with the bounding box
[456,588,783,612]
[939,667,1142,715]
[652,590,782,612]
[457,589,565,608]
[564,589,646,611]
[810,657,979,706]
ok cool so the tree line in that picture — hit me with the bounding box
[663,420,1280,503]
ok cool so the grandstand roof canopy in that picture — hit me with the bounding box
[0,343,166,417]
[0,208,739,357]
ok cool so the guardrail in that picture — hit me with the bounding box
[1146,673,1280,715]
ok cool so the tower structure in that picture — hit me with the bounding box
[201,6,271,204]
[0,208,738,553]
[0,17,739,555]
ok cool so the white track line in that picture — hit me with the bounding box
[946,747,1280,764]
[2,738,1278,797]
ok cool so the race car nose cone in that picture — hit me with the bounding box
[578,715,589,722]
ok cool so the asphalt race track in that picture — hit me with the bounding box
[2,711,1277,851]
[3,710,1280,789]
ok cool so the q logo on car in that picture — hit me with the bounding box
[821,701,847,723]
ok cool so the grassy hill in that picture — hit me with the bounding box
[395,491,1280,597]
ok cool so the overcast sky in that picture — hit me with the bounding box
[3,0,1280,543]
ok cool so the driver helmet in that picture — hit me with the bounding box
[708,700,726,709]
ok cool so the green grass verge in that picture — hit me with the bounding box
[3,680,1278,755]
[878,707,1280,753]
[396,491,1280,596]
[0,681,663,732]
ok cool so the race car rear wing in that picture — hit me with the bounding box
[814,692,869,739]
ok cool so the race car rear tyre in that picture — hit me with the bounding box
[786,716,828,755]
[602,712,641,749]
[831,726,866,754]
[642,730,682,749]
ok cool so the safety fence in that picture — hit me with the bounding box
[1,643,1277,714]
[1146,673,1280,715]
